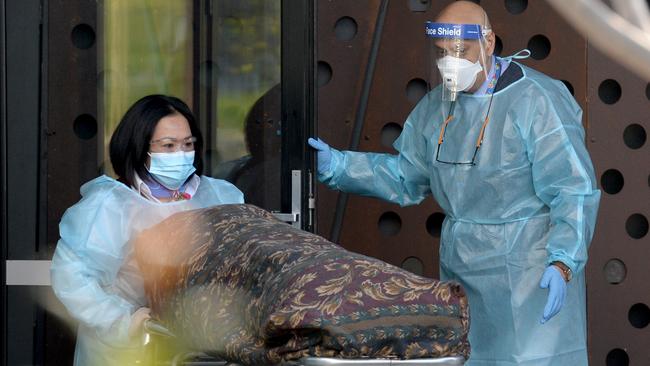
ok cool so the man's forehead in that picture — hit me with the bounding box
[436,15,485,25]
[435,2,488,25]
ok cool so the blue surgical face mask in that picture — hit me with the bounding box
[146,151,196,190]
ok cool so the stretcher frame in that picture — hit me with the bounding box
[143,320,466,366]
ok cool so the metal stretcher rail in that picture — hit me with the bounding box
[144,320,466,366]
[300,357,465,365]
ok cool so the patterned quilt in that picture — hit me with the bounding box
[135,204,469,365]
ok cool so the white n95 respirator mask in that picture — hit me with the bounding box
[436,55,484,94]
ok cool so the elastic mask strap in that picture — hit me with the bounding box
[503,49,531,61]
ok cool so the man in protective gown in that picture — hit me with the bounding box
[308,2,601,365]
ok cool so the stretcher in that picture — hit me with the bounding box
[143,320,466,366]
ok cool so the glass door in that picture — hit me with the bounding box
[3,0,314,364]
[99,0,312,216]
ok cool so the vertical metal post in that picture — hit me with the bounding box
[192,0,217,176]
[330,0,389,243]
[0,0,7,363]
[281,0,316,231]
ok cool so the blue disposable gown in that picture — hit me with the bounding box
[320,63,600,365]
[50,175,244,366]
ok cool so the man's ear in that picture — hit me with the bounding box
[485,31,496,56]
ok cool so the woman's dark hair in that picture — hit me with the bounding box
[109,94,204,187]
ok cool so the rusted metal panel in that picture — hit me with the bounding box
[333,1,442,278]
[45,1,97,363]
[586,45,650,365]
[479,1,588,114]
[316,0,382,241]
[341,195,440,278]
[46,0,98,250]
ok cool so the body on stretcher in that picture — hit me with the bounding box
[143,320,466,366]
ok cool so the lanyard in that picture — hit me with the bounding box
[485,58,503,95]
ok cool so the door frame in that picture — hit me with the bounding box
[281,0,316,231]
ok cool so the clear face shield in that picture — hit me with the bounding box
[426,22,491,101]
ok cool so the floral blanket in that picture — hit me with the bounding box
[135,204,469,365]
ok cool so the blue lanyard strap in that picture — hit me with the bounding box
[485,59,502,95]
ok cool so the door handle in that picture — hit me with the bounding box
[272,170,302,228]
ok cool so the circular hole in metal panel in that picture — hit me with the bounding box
[626,213,648,239]
[317,61,333,87]
[406,78,428,104]
[628,303,650,328]
[73,114,97,140]
[606,348,629,366]
[401,256,424,276]
[603,258,627,284]
[505,0,528,14]
[598,79,622,104]
[426,212,445,238]
[71,23,96,49]
[561,80,574,95]
[381,122,403,149]
[334,16,358,41]
[623,123,646,149]
[494,35,503,56]
[378,211,402,237]
[600,169,624,194]
[527,34,551,60]
[408,0,430,12]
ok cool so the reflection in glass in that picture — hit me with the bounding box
[211,0,281,166]
[210,1,281,210]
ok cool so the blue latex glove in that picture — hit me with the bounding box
[539,265,567,324]
[308,137,332,174]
